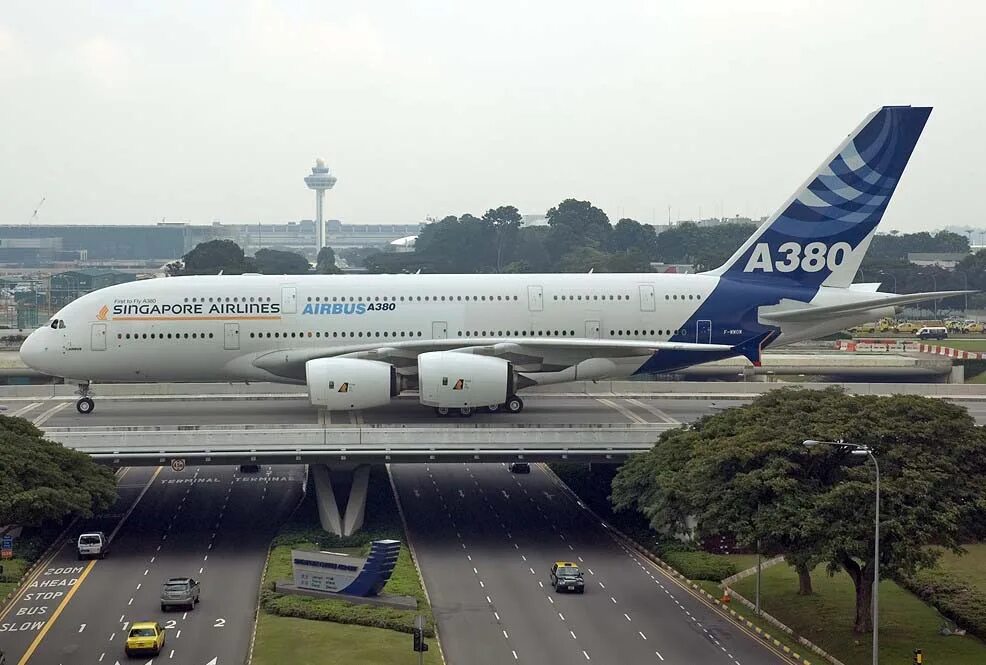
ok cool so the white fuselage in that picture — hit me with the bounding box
[19,272,887,386]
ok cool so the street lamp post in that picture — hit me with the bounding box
[803,439,881,665]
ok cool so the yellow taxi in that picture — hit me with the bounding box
[125,621,165,657]
[549,561,585,593]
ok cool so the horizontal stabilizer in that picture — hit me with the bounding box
[732,331,777,366]
[761,290,975,322]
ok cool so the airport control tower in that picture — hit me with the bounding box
[304,158,337,251]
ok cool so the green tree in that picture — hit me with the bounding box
[654,222,757,270]
[171,239,254,275]
[482,205,522,272]
[253,248,311,275]
[315,246,342,274]
[545,199,612,262]
[0,416,117,526]
[502,227,551,273]
[609,218,658,258]
[612,388,986,634]
[415,215,496,272]
[555,246,611,273]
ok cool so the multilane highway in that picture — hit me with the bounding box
[3,389,985,664]
[392,462,787,665]
[0,461,302,665]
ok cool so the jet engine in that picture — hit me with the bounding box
[306,358,398,410]
[417,352,514,408]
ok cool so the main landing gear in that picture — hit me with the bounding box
[433,395,524,418]
[76,383,95,414]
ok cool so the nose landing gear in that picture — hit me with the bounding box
[76,383,95,414]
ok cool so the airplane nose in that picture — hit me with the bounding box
[19,330,47,372]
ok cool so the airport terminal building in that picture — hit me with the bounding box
[0,220,423,266]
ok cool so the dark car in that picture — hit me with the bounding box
[550,561,585,593]
[508,462,531,474]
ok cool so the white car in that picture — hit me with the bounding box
[77,532,109,559]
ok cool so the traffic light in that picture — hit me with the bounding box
[913,649,923,664]
[413,627,429,652]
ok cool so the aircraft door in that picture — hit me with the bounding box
[527,285,543,312]
[432,321,448,339]
[224,322,240,350]
[639,285,656,312]
[584,320,601,339]
[90,323,107,351]
[697,320,712,344]
[281,286,297,314]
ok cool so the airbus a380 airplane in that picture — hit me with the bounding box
[20,106,966,416]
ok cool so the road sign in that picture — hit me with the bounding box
[1,534,12,560]
[170,458,186,472]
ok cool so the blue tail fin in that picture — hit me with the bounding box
[709,106,931,288]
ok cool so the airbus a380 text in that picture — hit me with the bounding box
[21,106,964,415]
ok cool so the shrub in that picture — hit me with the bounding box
[660,550,738,582]
[901,570,986,638]
[260,590,434,636]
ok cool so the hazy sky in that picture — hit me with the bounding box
[1,1,983,232]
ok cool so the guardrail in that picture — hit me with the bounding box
[44,423,674,466]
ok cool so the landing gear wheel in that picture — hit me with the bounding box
[76,397,94,414]
[458,407,474,417]
[505,395,524,414]
[486,404,500,413]
[434,406,450,417]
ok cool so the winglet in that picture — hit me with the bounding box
[733,331,777,366]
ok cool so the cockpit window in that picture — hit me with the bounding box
[49,319,66,329]
[50,319,59,329]
[58,320,66,329]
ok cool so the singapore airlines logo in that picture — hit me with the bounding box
[96,305,109,321]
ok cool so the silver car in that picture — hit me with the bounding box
[160,577,200,611]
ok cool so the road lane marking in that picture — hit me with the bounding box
[12,402,42,417]
[626,398,680,424]
[109,466,163,541]
[16,560,96,665]
[32,402,69,426]
[596,398,648,424]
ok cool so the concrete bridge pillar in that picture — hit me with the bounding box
[311,463,370,536]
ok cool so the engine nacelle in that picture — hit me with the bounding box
[306,358,398,410]
[417,352,514,408]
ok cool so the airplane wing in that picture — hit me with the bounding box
[761,290,975,323]
[252,337,735,382]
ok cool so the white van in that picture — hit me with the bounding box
[916,326,948,340]
[77,532,109,560]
